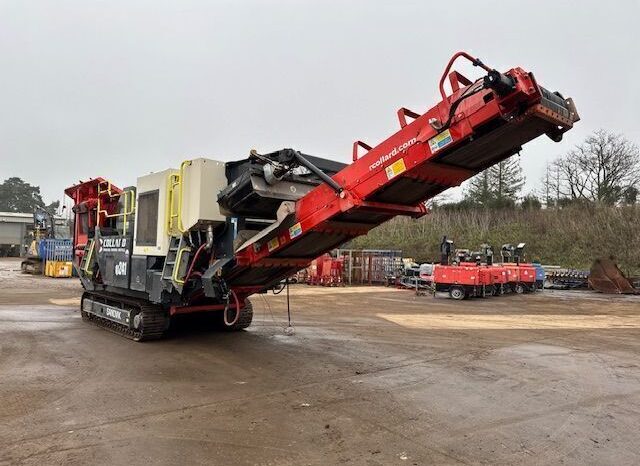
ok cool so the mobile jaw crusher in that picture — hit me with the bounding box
[65,52,579,340]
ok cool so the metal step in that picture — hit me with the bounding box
[160,235,191,293]
[80,239,95,275]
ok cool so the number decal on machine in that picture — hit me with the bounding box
[114,261,127,276]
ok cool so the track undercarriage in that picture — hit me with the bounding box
[81,291,254,340]
[81,291,170,341]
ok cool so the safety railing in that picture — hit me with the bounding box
[166,160,192,236]
[172,246,192,285]
[96,181,136,235]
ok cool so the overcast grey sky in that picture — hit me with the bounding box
[1,0,639,207]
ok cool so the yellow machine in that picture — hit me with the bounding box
[45,260,73,278]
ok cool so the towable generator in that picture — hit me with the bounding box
[432,264,481,300]
[65,52,578,340]
[500,243,537,293]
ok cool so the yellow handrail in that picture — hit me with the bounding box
[166,173,182,236]
[166,174,177,235]
[96,181,136,235]
[166,160,192,236]
[172,246,191,284]
[82,240,95,275]
[177,160,192,233]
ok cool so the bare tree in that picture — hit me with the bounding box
[539,161,563,207]
[555,130,640,204]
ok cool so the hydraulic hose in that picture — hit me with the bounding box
[439,51,491,101]
[432,80,485,131]
[434,51,515,132]
[224,289,241,327]
[184,243,207,284]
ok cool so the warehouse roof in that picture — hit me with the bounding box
[0,212,66,224]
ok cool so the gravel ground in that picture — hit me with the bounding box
[1,257,640,465]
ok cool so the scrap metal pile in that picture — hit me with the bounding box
[545,268,590,290]
[589,257,639,294]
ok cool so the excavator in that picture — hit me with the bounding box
[64,51,579,340]
[21,207,57,274]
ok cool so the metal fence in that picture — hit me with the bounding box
[335,249,403,285]
[40,239,74,262]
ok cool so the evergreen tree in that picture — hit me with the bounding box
[465,170,493,206]
[490,156,525,205]
[464,155,525,207]
[521,193,542,210]
[0,177,45,212]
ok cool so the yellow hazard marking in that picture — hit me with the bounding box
[267,237,280,252]
[385,158,406,180]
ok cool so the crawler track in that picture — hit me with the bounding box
[81,291,169,341]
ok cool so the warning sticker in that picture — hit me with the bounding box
[428,129,454,153]
[267,237,280,252]
[385,158,407,180]
[289,222,303,239]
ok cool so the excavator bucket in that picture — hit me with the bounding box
[589,257,638,294]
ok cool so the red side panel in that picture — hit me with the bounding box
[490,266,508,285]
[64,179,122,266]
[478,267,494,286]
[518,265,537,284]
[433,265,480,286]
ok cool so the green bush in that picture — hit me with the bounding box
[350,205,640,274]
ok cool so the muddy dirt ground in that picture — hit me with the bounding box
[1,257,640,465]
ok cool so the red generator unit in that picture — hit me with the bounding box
[477,265,499,296]
[503,264,536,294]
[488,265,509,295]
[503,264,520,293]
[518,264,537,293]
[307,254,344,286]
[462,262,494,298]
[432,264,480,300]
